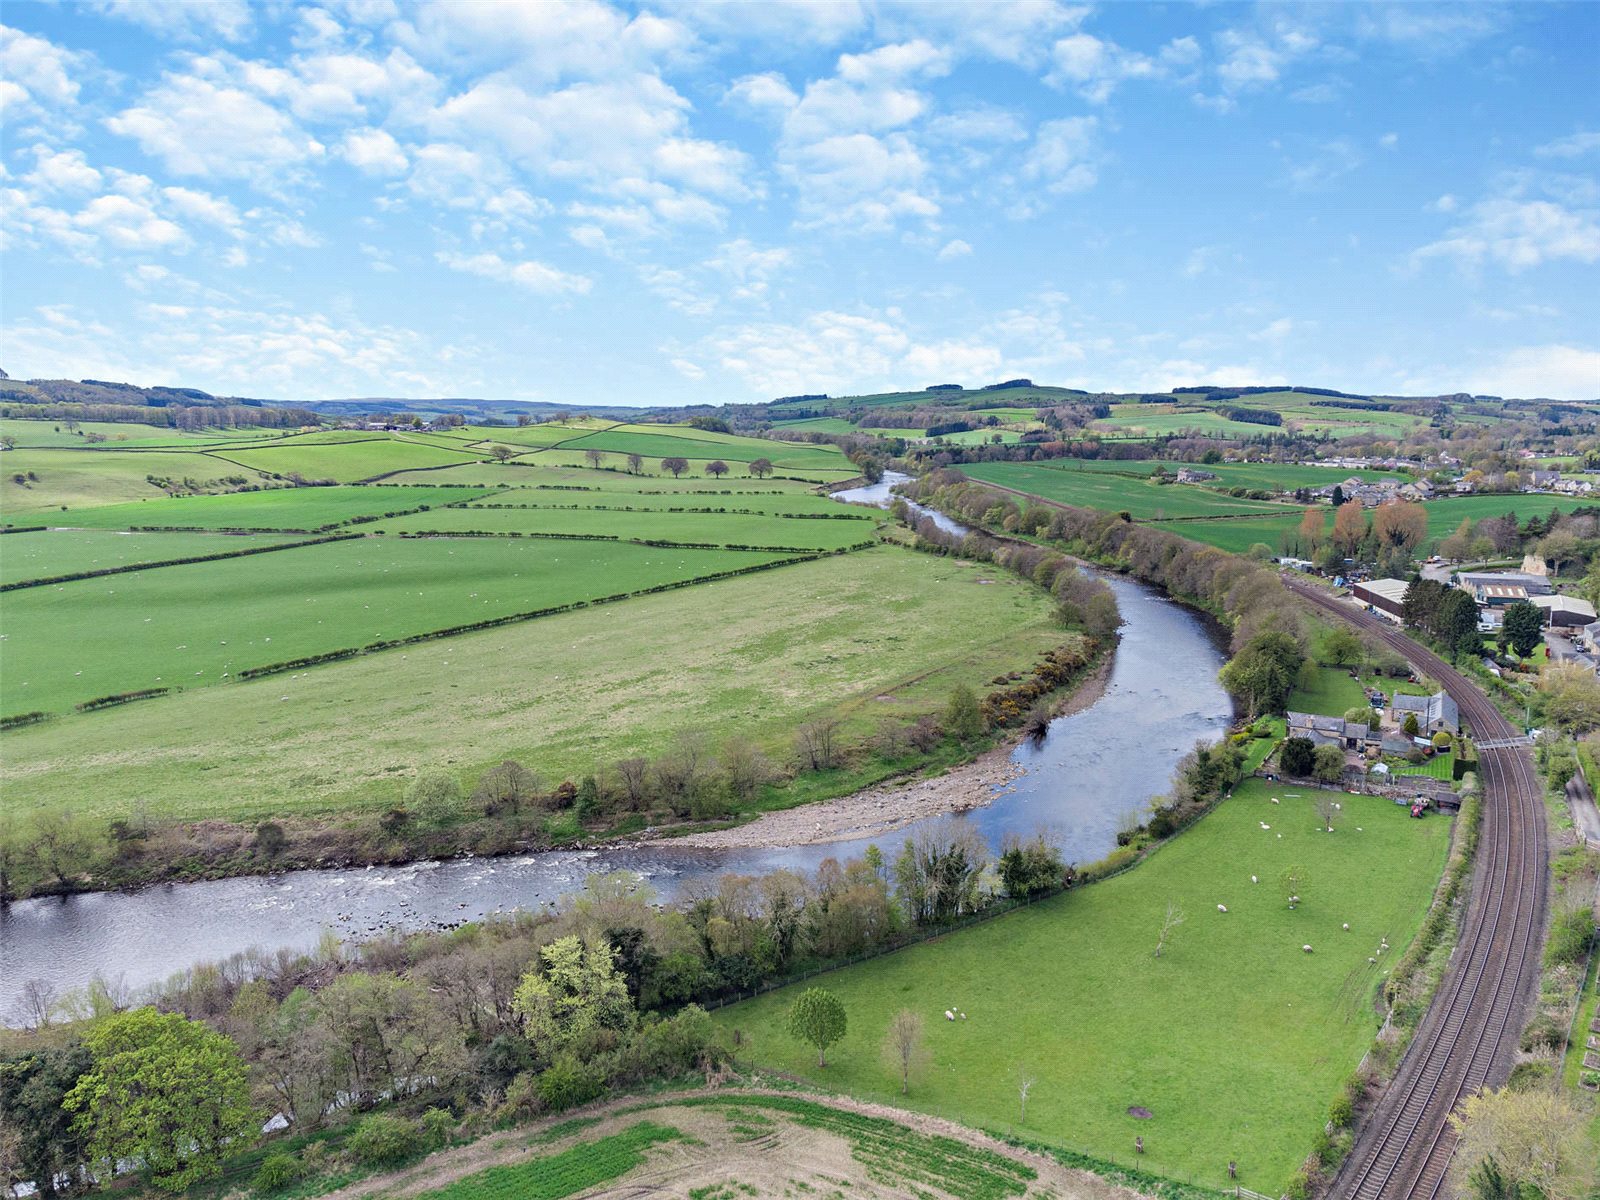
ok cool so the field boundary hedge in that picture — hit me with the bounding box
[0,532,363,592]
[0,525,48,534]
[391,529,877,554]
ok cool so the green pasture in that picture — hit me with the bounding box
[48,485,489,531]
[961,462,1293,519]
[463,487,856,516]
[771,417,859,434]
[209,437,484,482]
[1091,409,1283,439]
[1420,494,1595,540]
[0,529,302,585]
[1,537,785,715]
[0,448,264,515]
[383,459,838,489]
[930,428,1025,446]
[715,778,1451,1190]
[373,505,879,550]
[516,447,857,483]
[1048,460,1399,490]
[0,418,284,448]
[559,428,851,472]
[3,546,1063,824]
[1151,514,1305,554]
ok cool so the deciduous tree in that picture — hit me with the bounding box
[662,456,689,478]
[1449,1086,1595,1200]
[513,936,634,1059]
[705,460,729,479]
[883,1009,926,1095]
[786,987,847,1067]
[749,458,773,478]
[64,1008,257,1192]
[1332,500,1368,556]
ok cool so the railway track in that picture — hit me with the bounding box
[1284,579,1547,1200]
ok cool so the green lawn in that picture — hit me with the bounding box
[1289,666,1373,716]
[4,546,1063,824]
[962,462,1293,519]
[1,537,787,714]
[0,528,303,585]
[714,779,1451,1191]
[373,505,878,550]
[46,485,489,531]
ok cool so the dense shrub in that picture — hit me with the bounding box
[251,1153,302,1193]
[348,1114,414,1166]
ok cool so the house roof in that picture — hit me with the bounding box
[1392,690,1459,732]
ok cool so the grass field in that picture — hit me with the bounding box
[1046,459,1400,490]
[208,437,485,482]
[3,547,1061,824]
[46,485,490,531]
[0,448,265,514]
[0,529,303,585]
[961,462,1294,519]
[420,1121,687,1200]
[0,418,286,448]
[462,488,860,516]
[558,429,851,474]
[373,506,877,550]
[2,537,788,715]
[715,778,1451,1190]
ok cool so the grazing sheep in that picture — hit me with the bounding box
[1217,904,1228,912]
[1260,822,1271,829]
[945,1010,956,1021]
[1342,923,1350,930]
[1368,956,1377,963]
[1302,945,1313,953]
[1251,875,1259,883]
[960,1012,967,1019]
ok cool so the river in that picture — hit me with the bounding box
[0,477,1232,1013]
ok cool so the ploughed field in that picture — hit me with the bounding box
[715,779,1451,1192]
[1,422,1065,829]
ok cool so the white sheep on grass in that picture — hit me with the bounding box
[1217,904,1228,913]
[944,1010,956,1021]
[1302,945,1314,953]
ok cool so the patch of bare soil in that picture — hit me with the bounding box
[671,654,1115,852]
[316,1085,1151,1200]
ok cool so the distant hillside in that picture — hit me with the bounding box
[306,397,646,421]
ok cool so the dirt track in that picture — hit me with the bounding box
[317,1084,1152,1200]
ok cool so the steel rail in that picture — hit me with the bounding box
[1282,579,1546,1200]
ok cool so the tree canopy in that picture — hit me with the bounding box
[786,987,847,1067]
[63,1008,257,1192]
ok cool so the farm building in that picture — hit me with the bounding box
[1286,712,1377,751]
[1392,691,1459,735]
[1455,570,1552,600]
[1533,594,1597,628]
[1581,620,1600,655]
[1352,578,1408,619]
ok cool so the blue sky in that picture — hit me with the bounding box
[2,1,1597,404]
